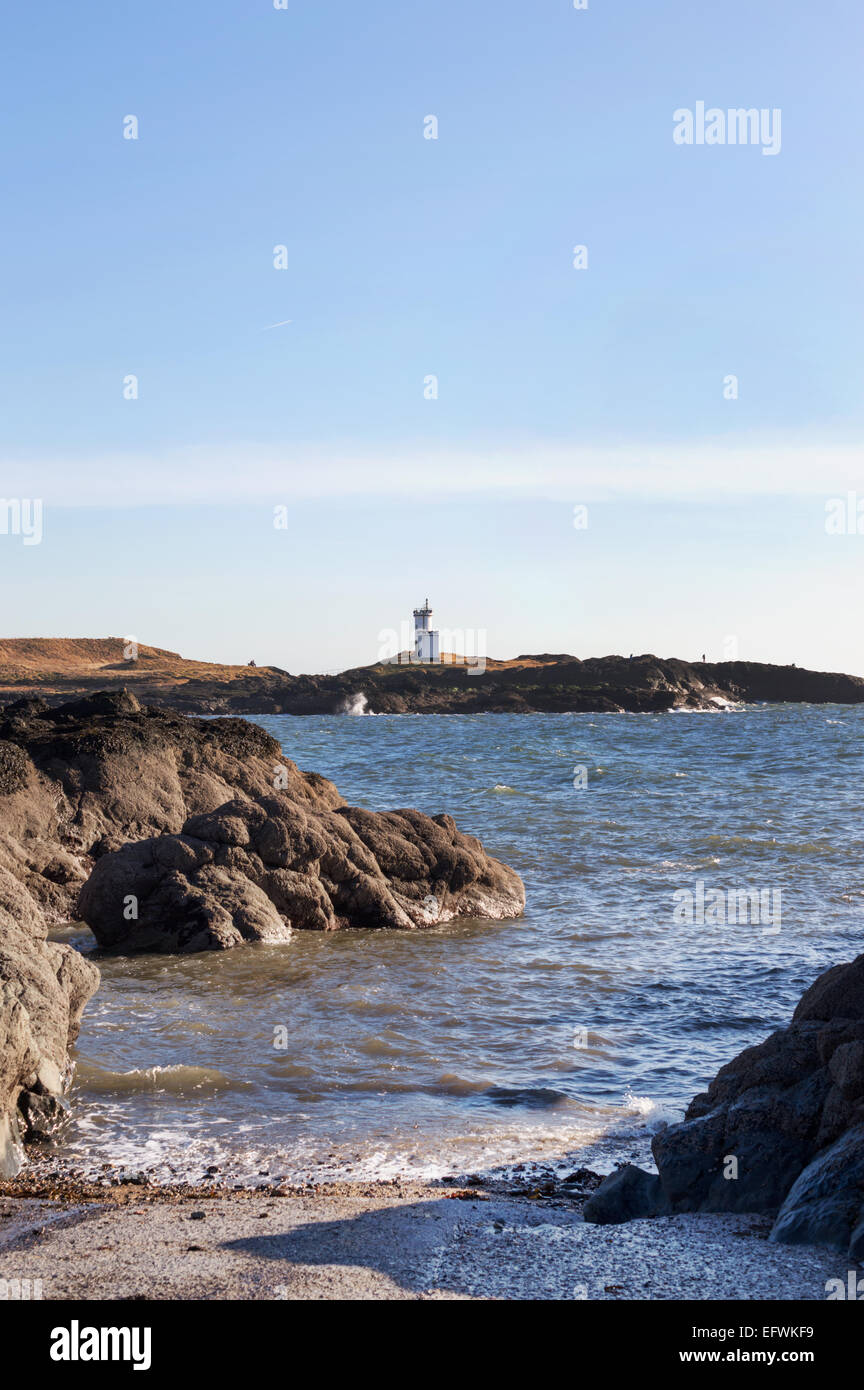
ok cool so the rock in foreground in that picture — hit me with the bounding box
[78,797,525,952]
[0,691,524,954]
[0,869,98,1175]
[584,953,864,1258]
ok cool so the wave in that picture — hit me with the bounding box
[73,1062,241,1096]
[669,701,743,714]
[620,1089,682,1132]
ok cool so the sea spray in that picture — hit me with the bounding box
[338,692,371,716]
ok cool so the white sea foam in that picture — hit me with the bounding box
[621,1090,682,1133]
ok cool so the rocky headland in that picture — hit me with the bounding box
[0,690,524,1172]
[2,638,863,716]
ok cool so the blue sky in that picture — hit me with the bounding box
[1,0,863,672]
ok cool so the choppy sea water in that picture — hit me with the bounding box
[51,706,864,1185]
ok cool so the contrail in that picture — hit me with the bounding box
[261,319,293,330]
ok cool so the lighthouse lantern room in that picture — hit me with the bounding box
[413,598,440,662]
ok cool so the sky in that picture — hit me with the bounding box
[1,0,863,673]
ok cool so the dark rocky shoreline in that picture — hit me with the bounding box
[209,655,864,718]
[4,647,864,716]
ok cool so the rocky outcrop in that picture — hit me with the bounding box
[0,691,525,955]
[78,798,524,952]
[584,954,864,1258]
[0,868,98,1175]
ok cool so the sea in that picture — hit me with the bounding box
[49,705,864,1186]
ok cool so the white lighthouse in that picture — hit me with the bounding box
[413,598,440,662]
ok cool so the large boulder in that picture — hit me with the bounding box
[77,795,525,952]
[0,691,524,953]
[584,953,864,1258]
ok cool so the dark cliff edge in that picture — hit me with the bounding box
[3,644,864,716]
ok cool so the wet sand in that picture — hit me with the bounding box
[0,1175,850,1301]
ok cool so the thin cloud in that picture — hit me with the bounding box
[2,438,860,508]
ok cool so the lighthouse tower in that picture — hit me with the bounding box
[413,598,440,662]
